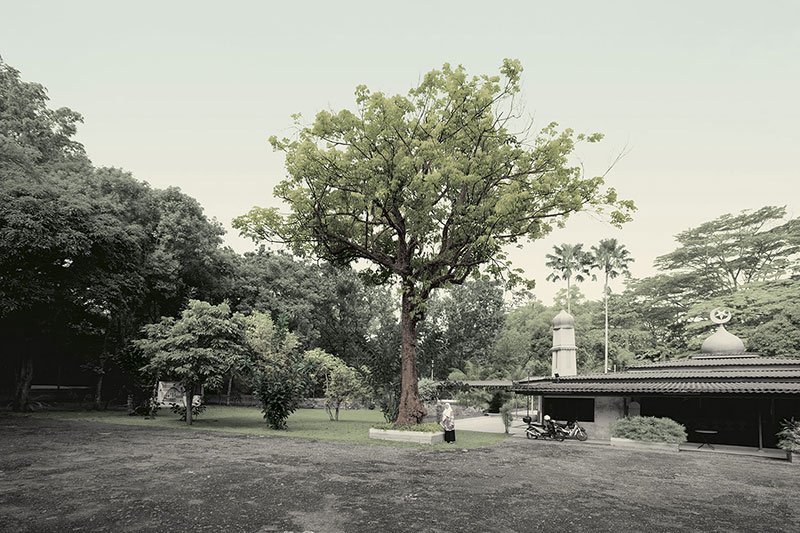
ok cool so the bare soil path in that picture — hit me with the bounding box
[1,414,797,532]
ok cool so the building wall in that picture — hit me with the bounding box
[583,396,625,441]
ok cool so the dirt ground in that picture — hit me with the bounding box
[1,415,798,533]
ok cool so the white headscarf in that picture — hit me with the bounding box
[441,402,453,422]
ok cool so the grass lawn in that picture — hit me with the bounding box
[28,406,508,449]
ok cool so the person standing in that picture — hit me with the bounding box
[441,402,456,443]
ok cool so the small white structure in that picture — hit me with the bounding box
[156,381,202,407]
[551,310,577,377]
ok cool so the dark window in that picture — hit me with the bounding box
[544,397,595,422]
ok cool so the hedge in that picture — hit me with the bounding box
[611,416,687,443]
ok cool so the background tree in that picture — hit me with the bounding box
[545,243,594,313]
[304,348,369,421]
[683,277,800,356]
[136,300,247,425]
[591,238,633,372]
[654,206,800,293]
[417,280,506,379]
[234,60,633,424]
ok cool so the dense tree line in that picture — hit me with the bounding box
[4,58,797,421]
[0,60,397,413]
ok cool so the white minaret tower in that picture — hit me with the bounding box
[551,309,577,376]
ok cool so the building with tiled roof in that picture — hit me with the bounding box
[513,309,800,448]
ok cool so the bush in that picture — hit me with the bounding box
[253,354,313,430]
[777,418,800,454]
[376,386,400,422]
[170,402,206,421]
[417,378,439,403]
[487,391,510,413]
[500,404,513,434]
[372,422,443,433]
[611,416,687,443]
[454,389,491,410]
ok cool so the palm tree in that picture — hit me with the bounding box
[591,238,634,373]
[545,243,593,314]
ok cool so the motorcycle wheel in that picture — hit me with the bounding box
[526,431,537,440]
[555,432,565,442]
[576,429,588,441]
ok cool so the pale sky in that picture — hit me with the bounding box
[2,1,798,304]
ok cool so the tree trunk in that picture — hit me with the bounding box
[334,400,340,421]
[150,374,160,417]
[93,372,104,410]
[325,404,334,421]
[185,382,194,425]
[566,277,572,314]
[226,372,233,406]
[604,273,609,374]
[13,353,34,412]
[395,283,427,425]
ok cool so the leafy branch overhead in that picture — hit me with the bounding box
[234,59,634,296]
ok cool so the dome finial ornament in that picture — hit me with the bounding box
[710,307,732,325]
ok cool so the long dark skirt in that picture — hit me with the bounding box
[444,429,456,442]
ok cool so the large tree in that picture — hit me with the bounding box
[591,238,633,373]
[655,205,800,293]
[234,60,633,424]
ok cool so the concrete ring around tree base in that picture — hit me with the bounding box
[369,428,445,444]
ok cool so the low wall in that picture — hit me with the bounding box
[205,395,373,411]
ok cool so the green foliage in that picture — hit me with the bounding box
[234,59,633,424]
[454,389,491,410]
[253,356,312,430]
[500,404,514,434]
[371,422,443,433]
[136,300,248,424]
[655,206,800,293]
[487,391,510,413]
[546,243,594,313]
[611,416,687,443]
[170,402,207,422]
[245,310,314,430]
[776,418,800,454]
[417,377,439,403]
[304,348,370,421]
[417,280,506,379]
[684,278,800,355]
[376,387,401,423]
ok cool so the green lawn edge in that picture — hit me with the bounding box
[18,406,508,450]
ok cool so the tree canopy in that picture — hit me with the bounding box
[235,60,633,423]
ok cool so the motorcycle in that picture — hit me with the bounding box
[523,417,566,441]
[559,420,589,441]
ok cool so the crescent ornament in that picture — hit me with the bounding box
[710,307,732,325]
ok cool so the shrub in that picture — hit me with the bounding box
[376,386,401,422]
[611,416,687,443]
[777,418,800,454]
[417,378,439,403]
[170,402,206,421]
[487,391,510,413]
[253,353,313,430]
[372,422,443,433]
[454,389,491,410]
[500,404,513,434]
